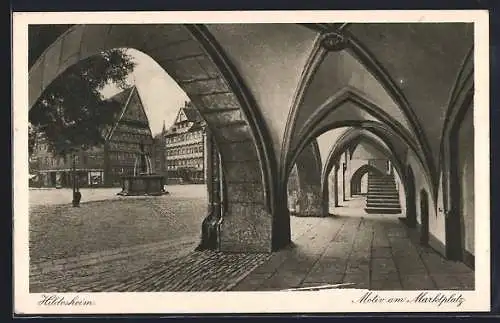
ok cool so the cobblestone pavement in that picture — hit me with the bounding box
[29,184,207,206]
[30,205,313,293]
[29,186,207,263]
[31,249,271,293]
[233,197,474,291]
[29,194,474,292]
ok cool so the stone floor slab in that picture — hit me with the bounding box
[370,278,403,290]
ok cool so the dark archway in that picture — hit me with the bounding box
[350,164,384,195]
[405,166,417,228]
[29,24,279,253]
[420,189,430,246]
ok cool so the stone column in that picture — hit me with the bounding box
[345,151,352,198]
[342,162,347,202]
[294,147,324,217]
[197,129,222,251]
[334,163,340,207]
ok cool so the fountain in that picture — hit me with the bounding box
[117,142,167,196]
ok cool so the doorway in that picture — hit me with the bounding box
[419,189,429,246]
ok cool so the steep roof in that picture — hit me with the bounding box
[107,87,134,106]
[103,86,152,140]
[164,104,205,136]
[182,107,202,122]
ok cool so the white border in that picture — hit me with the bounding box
[13,10,490,314]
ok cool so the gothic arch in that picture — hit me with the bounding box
[283,25,434,197]
[439,46,474,213]
[437,46,474,264]
[288,116,431,202]
[29,24,280,252]
[350,164,384,195]
[283,87,432,197]
[319,129,407,215]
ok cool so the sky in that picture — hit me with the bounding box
[100,49,189,136]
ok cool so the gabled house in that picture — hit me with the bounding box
[30,86,154,187]
[163,102,206,184]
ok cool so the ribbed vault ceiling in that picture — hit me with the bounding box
[29,22,473,188]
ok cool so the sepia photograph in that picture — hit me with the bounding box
[13,10,490,314]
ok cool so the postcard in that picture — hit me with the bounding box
[13,10,490,314]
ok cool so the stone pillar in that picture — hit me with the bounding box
[294,143,325,217]
[342,162,347,202]
[334,164,340,207]
[345,151,352,198]
[197,130,222,251]
[219,158,273,252]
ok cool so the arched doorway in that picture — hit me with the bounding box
[29,24,278,253]
[406,166,417,228]
[419,189,429,246]
[350,164,384,195]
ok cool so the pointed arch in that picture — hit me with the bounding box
[319,128,407,216]
[283,89,433,200]
[350,164,385,195]
[29,24,280,252]
[343,28,436,187]
[292,24,434,194]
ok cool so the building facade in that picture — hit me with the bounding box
[152,131,166,178]
[30,86,154,188]
[163,102,206,184]
[103,86,154,186]
[29,134,106,188]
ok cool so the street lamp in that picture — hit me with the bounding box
[72,149,82,207]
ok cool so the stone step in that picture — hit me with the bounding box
[369,180,395,184]
[368,185,396,188]
[365,206,402,214]
[366,203,401,209]
[368,190,398,195]
[367,198,400,204]
[367,197,400,202]
[369,176,394,181]
[366,195,399,201]
[368,185,396,190]
[367,197,401,202]
[367,193,399,198]
[369,179,395,183]
[368,189,397,193]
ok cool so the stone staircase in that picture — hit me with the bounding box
[365,172,402,214]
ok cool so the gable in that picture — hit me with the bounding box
[121,89,149,124]
[175,109,188,124]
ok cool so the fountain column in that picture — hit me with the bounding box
[117,141,166,196]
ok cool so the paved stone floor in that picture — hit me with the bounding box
[233,196,474,291]
[29,184,207,206]
[29,190,207,262]
[29,192,474,292]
